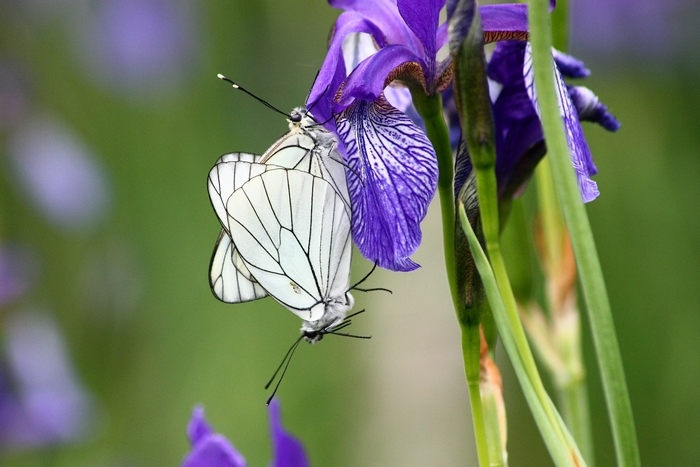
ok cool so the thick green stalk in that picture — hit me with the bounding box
[412,91,490,467]
[527,1,641,465]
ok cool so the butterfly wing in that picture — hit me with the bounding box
[207,152,270,303]
[227,169,352,322]
[210,230,268,303]
[207,152,266,233]
[260,130,351,213]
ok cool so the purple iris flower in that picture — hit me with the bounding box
[182,400,309,467]
[308,0,541,271]
[461,41,619,203]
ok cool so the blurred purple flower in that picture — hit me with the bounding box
[571,0,699,60]
[76,0,199,97]
[182,401,309,467]
[0,310,97,449]
[0,243,39,308]
[6,114,112,231]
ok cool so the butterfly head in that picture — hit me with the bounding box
[300,293,354,343]
[287,107,319,132]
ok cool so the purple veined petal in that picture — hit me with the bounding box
[552,48,590,78]
[182,408,247,467]
[268,399,310,467]
[336,97,438,272]
[480,4,529,41]
[567,85,621,131]
[523,44,599,202]
[7,114,112,231]
[335,44,427,110]
[396,0,445,79]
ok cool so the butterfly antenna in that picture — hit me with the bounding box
[265,336,304,405]
[265,335,304,390]
[217,74,291,119]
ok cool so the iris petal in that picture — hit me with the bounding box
[335,45,427,109]
[308,12,386,123]
[524,44,599,202]
[336,97,438,272]
[268,399,310,467]
[396,0,444,78]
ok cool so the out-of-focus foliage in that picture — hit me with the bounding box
[0,1,698,466]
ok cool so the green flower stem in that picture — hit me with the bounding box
[459,203,584,467]
[412,91,490,467]
[527,1,641,466]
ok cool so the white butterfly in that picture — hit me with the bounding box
[207,109,354,339]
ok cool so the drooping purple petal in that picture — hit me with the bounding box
[182,407,247,467]
[336,97,438,271]
[523,44,599,202]
[567,85,621,131]
[396,0,444,79]
[268,399,309,467]
[335,45,427,110]
[330,0,421,51]
[552,49,590,78]
[488,41,544,186]
[308,12,386,124]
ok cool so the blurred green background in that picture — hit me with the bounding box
[0,1,698,466]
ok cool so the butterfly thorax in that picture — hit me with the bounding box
[287,107,336,147]
[301,292,354,343]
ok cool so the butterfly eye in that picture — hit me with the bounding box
[290,112,302,123]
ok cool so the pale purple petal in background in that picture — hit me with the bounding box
[7,114,111,231]
[75,0,199,97]
[0,310,97,449]
[570,0,699,62]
